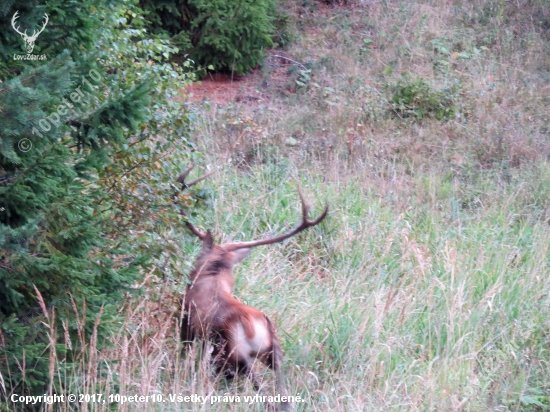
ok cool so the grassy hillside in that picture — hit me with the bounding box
[178,2,550,408]
[8,1,550,411]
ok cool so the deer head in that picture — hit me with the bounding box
[11,11,49,54]
[175,165,328,411]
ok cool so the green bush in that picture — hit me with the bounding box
[189,0,276,75]
[390,78,460,121]
[140,0,277,75]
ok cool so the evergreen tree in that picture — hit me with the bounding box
[0,0,193,402]
[139,0,276,75]
[189,0,276,75]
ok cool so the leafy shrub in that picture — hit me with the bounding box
[389,78,460,121]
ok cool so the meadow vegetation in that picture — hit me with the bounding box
[3,0,550,410]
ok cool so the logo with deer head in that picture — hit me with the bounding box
[11,11,49,54]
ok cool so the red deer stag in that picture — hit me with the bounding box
[175,165,328,411]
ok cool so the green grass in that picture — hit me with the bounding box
[207,164,550,411]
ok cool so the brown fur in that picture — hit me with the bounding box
[181,232,291,411]
[177,168,327,411]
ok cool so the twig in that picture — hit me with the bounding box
[269,54,308,71]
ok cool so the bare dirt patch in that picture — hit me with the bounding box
[179,52,303,105]
[181,72,259,105]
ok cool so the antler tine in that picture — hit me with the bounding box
[225,187,328,251]
[179,210,207,240]
[296,184,329,227]
[296,184,330,227]
[11,11,26,36]
[175,164,213,240]
[296,185,310,222]
[35,13,48,36]
[186,170,214,187]
[310,202,329,226]
[177,163,196,187]
[176,164,214,189]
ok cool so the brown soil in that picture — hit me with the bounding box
[179,52,301,105]
[181,72,257,105]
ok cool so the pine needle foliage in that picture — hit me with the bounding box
[140,0,276,75]
[0,0,194,402]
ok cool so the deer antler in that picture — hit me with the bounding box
[30,13,49,41]
[224,187,328,251]
[175,164,213,240]
[176,163,213,189]
[11,11,27,37]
